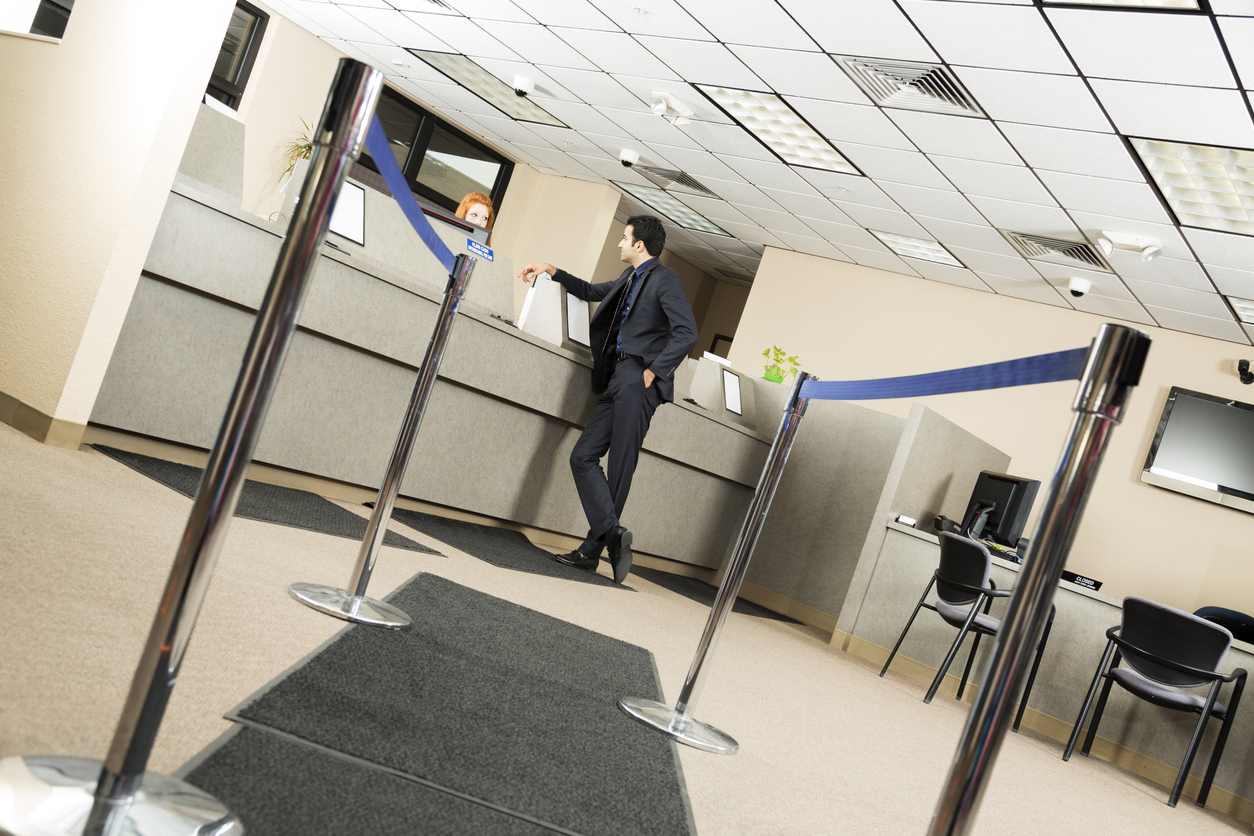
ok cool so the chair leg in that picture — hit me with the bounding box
[1064,641,1117,761]
[1169,683,1223,807]
[956,631,982,701]
[881,579,936,677]
[1014,615,1053,732]
[925,595,984,704]
[1199,675,1244,808]
[1082,673,1118,757]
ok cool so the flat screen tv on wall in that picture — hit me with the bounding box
[1141,386,1254,515]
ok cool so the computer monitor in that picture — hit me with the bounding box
[960,471,1040,549]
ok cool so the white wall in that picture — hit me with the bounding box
[730,247,1254,615]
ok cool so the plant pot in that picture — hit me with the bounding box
[763,370,785,383]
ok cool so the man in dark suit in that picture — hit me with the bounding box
[518,215,698,584]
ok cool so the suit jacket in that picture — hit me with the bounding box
[553,261,698,403]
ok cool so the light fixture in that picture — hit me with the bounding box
[648,91,693,127]
[871,230,963,267]
[1045,1,1197,7]
[613,181,730,236]
[695,85,859,175]
[407,50,566,127]
[1095,230,1164,262]
[1227,295,1254,325]
[834,56,984,118]
[1131,138,1254,237]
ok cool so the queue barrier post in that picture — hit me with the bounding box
[289,252,475,628]
[619,371,814,754]
[0,58,384,836]
[926,322,1151,836]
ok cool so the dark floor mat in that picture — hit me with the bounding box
[94,445,440,555]
[184,727,561,836]
[230,573,694,836]
[389,506,623,588]
[631,566,800,623]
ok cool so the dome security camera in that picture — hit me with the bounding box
[1068,277,1092,298]
[619,148,640,168]
[512,76,534,97]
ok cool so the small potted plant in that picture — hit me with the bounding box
[280,117,313,184]
[762,345,800,383]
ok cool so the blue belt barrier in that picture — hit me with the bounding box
[363,113,457,274]
[799,347,1089,401]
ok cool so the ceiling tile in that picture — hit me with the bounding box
[886,111,1022,165]
[836,204,930,237]
[787,98,915,151]
[402,13,522,59]
[799,217,886,250]
[739,206,816,236]
[540,68,641,108]
[569,152,648,182]
[532,99,624,134]
[1035,264,1135,301]
[634,37,766,88]
[553,28,680,79]
[1208,265,1254,297]
[1034,170,1171,224]
[295,2,394,43]
[951,67,1110,133]
[526,124,611,156]
[839,145,952,190]
[596,106,703,148]
[682,120,779,162]
[771,232,853,262]
[727,47,870,103]
[1146,307,1250,343]
[1127,281,1232,318]
[1088,80,1254,149]
[697,177,780,208]
[717,220,789,248]
[928,157,1056,205]
[715,154,822,194]
[469,59,578,101]
[795,168,895,207]
[839,245,920,276]
[671,0,818,50]
[902,260,992,291]
[898,1,1075,75]
[476,20,599,70]
[643,144,747,181]
[677,194,754,225]
[965,196,1078,236]
[341,41,446,81]
[507,0,618,30]
[947,248,1041,281]
[407,80,507,116]
[1183,228,1254,271]
[585,134,678,167]
[1046,8,1235,88]
[997,123,1143,181]
[1060,292,1156,326]
[439,0,535,23]
[518,144,599,176]
[461,111,558,147]
[776,0,938,62]
[982,275,1072,308]
[759,188,851,221]
[1065,211,1193,262]
[1219,17,1254,89]
[1212,1,1254,14]
[877,183,985,225]
[914,218,1025,256]
[587,0,714,40]
[1112,257,1213,292]
[609,76,732,123]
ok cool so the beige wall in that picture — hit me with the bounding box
[0,0,235,445]
[695,281,750,359]
[730,247,1254,616]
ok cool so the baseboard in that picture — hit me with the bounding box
[1,389,85,448]
[832,628,1254,823]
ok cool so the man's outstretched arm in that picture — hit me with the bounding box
[517,263,615,302]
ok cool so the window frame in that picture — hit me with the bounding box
[206,0,269,111]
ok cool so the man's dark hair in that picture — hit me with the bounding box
[626,215,666,257]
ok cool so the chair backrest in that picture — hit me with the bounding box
[1121,596,1232,688]
[1194,605,1254,645]
[936,532,993,606]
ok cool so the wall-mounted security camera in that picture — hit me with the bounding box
[512,76,535,97]
[619,148,640,168]
[1240,359,1253,385]
[1068,277,1091,298]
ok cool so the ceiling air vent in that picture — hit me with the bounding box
[834,57,985,118]
[636,165,718,197]
[1001,230,1112,272]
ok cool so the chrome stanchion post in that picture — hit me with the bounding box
[289,253,475,628]
[0,59,383,836]
[620,371,814,754]
[927,323,1151,836]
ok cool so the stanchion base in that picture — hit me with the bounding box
[288,582,412,629]
[618,696,739,755]
[0,755,239,835]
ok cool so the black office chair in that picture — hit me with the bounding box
[1063,596,1247,808]
[1195,605,1254,645]
[879,532,1053,731]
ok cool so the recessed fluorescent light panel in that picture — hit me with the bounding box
[695,85,858,175]
[613,181,729,236]
[871,231,963,266]
[1131,139,1254,237]
[407,50,566,127]
[1045,1,1197,7]
[834,57,984,118]
[1227,295,1254,324]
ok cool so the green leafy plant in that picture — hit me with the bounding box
[762,345,800,383]
[280,117,313,182]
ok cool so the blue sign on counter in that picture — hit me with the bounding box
[467,239,494,261]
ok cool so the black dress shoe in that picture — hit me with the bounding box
[607,526,633,584]
[552,550,599,571]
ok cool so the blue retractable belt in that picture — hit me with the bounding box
[799,347,1089,401]
[363,114,457,273]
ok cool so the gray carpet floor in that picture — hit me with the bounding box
[94,445,440,555]
[389,507,623,589]
[223,573,693,836]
